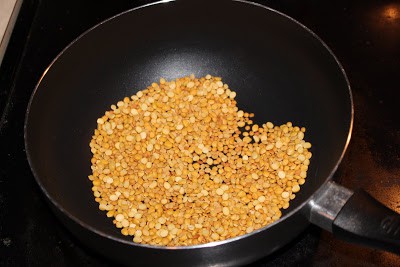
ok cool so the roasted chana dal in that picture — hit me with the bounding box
[88,75,312,246]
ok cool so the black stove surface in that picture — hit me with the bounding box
[1,0,400,266]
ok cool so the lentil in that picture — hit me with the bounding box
[89,75,312,246]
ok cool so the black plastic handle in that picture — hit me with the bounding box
[332,189,400,254]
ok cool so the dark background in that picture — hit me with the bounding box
[1,0,400,266]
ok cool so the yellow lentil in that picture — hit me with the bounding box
[292,184,301,193]
[89,75,312,246]
[216,188,224,196]
[222,207,230,216]
[278,170,286,179]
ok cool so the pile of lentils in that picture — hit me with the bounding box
[89,75,312,246]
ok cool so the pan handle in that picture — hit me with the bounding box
[307,181,400,254]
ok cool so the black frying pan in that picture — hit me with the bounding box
[24,0,400,266]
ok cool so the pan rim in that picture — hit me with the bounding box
[24,0,354,250]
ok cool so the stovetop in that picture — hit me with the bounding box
[1,0,400,266]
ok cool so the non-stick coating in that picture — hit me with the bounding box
[25,0,352,265]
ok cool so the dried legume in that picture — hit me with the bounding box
[88,75,312,246]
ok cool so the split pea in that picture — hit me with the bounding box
[89,75,312,247]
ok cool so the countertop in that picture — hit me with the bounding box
[0,0,21,65]
[0,0,399,266]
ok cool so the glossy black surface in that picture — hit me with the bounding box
[333,189,400,254]
[1,0,400,266]
[24,0,352,265]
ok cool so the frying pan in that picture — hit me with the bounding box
[24,0,400,266]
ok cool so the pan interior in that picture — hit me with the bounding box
[25,0,352,241]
